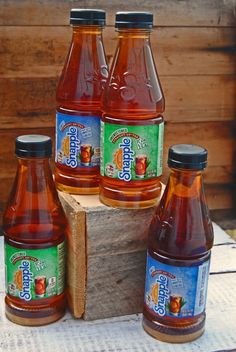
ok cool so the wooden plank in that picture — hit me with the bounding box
[211,244,236,273]
[0,75,235,125]
[0,77,57,125]
[1,26,235,77]
[162,165,234,186]
[163,121,236,171]
[1,0,236,26]
[212,223,235,245]
[205,184,234,210]
[85,251,146,320]
[59,192,86,318]
[162,75,236,123]
[86,207,155,256]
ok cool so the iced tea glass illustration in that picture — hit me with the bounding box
[35,276,46,297]
[80,144,92,166]
[169,295,183,316]
[135,154,147,178]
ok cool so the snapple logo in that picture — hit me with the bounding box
[19,260,33,301]
[118,138,134,181]
[66,127,80,168]
[154,275,169,316]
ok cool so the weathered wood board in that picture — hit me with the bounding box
[1,27,236,77]
[1,0,236,26]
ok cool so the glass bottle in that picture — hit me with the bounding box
[3,135,66,326]
[100,11,165,208]
[143,144,214,342]
[55,9,108,194]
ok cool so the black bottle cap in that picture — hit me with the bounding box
[15,135,52,158]
[168,144,208,170]
[70,9,106,26]
[115,11,153,29]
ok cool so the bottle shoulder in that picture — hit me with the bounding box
[102,40,164,115]
[147,247,211,266]
[3,211,67,245]
[57,37,108,104]
[147,195,214,259]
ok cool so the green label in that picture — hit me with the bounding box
[5,242,65,301]
[100,121,164,181]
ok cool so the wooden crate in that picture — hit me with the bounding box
[59,192,156,320]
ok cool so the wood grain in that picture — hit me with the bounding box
[59,192,86,318]
[205,184,235,210]
[85,251,146,320]
[1,27,235,77]
[1,0,236,26]
[86,207,155,256]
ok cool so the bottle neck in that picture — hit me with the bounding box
[167,168,204,199]
[116,28,151,53]
[117,28,151,40]
[72,25,103,38]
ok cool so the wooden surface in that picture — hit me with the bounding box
[1,0,236,26]
[0,223,235,351]
[1,0,236,219]
[59,193,86,318]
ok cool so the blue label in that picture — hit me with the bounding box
[56,112,100,168]
[144,253,210,318]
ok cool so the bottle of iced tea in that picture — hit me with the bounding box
[3,135,66,326]
[100,12,164,208]
[143,144,214,342]
[55,9,108,194]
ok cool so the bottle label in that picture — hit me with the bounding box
[56,112,100,168]
[100,121,164,181]
[144,253,210,318]
[5,242,65,301]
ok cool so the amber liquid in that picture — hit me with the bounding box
[100,29,165,208]
[3,158,67,326]
[55,26,108,194]
[143,169,214,342]
[100,29,164,208]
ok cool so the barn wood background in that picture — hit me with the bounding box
[0,0,236,221]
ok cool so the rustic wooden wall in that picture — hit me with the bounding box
[0,0,236,220]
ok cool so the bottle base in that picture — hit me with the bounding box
[55,166,99,195]
[5,294,66,326]
[99,193,159,209]
[5,308,65,326]
[99,179,162,209]
[142,316,205,343]
[56,181,99,195]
